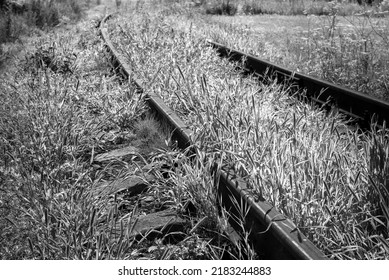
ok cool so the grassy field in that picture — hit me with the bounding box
[107,0,389,259]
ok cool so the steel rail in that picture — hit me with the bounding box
[208,40,389,130]
[100,14,327,260]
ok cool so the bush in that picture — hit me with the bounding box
[0,0,86,45]
[205,0,237,16]
[242,0,263,15]
[0,12,11,43]
[27,0,61,28]
[381,0,389,11]
[240,0,365,16]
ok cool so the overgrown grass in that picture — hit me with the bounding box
[108,2,389,259]
[0,13,148,259]
[182,4,389,100]
[254,0,365,16]
[0,0,88,45]
[0,1,256,260]
[2,0,388,260]
[203,0,371,16]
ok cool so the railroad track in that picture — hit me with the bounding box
[99,14,327,260]
[208,41,389,131]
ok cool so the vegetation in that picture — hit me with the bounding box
[203,0,387,16]
[0,14,140,258]
[193,3,389,101]
[0,0,257,260]
[106,0,389,259]
[0,0,88,45]
[1,0,389,260]
[205,0,237,15]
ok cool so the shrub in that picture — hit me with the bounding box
[381,0,389,11]
[0,12,11,43]
[242,0,263,15]
[205,0,237,16]
[27,0,61,28]
[240,0,364,16]
[69,0,82,17]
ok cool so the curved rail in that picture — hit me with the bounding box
[100,14,327,260]
[208,40,389,130]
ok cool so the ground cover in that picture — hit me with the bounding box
[0,0,253,260]
[0,3,147,259]
[108,0,389,259]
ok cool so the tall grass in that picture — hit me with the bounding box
[0,1,254,259]
[0,15,149,259]
[0,0,86,44]
[108,3,389,259]
[203,0,369,16]
[183,6,389,100]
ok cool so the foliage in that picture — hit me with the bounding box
[205,0,237,15]
[0,0,86,45]
[205,0,377,16]
[242,0,263,15]
[381,0,389,11]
